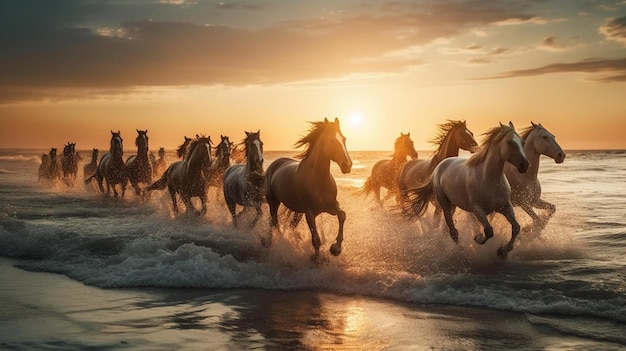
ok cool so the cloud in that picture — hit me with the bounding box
[0,0,545,103]
[477,57,626,82]
[599,16,626,46]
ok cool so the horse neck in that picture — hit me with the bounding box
[300,142,331,178]
[187,146,207,174]
[390,150,407,165]
[431,132,460,167]
[476,144,506,181]
[522,134,541,178]
[136,144,149,160]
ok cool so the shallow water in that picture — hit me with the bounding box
[0,148,625,349]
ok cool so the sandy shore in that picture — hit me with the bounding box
[0,258,611,350]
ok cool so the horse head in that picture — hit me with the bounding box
[217,135,232,159]
[324,117,352,174]
[244,130,264,171]
[500,121,529,173]
[49,148,57,161]
[110,130,123,157]
[396,132,418,160]
[135,129,149,152]
[453,120,479,153]
[527,122,565,164]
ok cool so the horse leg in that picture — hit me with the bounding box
[534,198,556,223]
[305,212,322,261]
[199,192,208,215]
[289,212,303,228]
[226,199,238,227]
[438,195,459,243]
[168,187,179,213]
[329,207,346,256]
[497,204,521,259]
[250,205,262,229]
[472,207,494,245]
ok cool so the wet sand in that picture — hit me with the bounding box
[1,258,610,350]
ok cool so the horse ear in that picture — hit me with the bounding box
[407,132,410,136]
[334,117,340,125]
[245,131,250,136]
[136,129,139,133]
[111,130,114,135]
[531,121,537,127]
[499,122,505,128]
[324,117,329,124]
[509,121,514,128]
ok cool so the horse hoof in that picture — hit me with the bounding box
[330,243,342,256]
[497,247,509,259]
[474,234,487,245]
[311,253,329,264]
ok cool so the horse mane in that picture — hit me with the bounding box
[294,121,336,159]
[238,132,257,162]
[214,137,229,158]
[135,130,148,147]
[185,135,211,159]
[429,120,466,154]
[467,125,513,167]
[176,137,191,158]
[519,125,535,140]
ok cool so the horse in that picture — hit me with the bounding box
[147,135,213,214]
[401,122,529,259]
[361,132,417,206]
[176,136,193,159]
[223,130,265,228]
[398,120,479,198]
[38,153,50,182]
[206,135,231,189]
[265,118,352,261]
[125,129,153,196]
[504,122,565,227]
[61,142,79,186]
[46,147,62,182]
[83,148,98,180]
[152,147,167,179]
[86,131,128,198]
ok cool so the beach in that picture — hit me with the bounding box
[0,149,625,350]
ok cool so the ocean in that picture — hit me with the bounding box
[0,149,624,350]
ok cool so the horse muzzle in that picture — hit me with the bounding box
[517,159,530,173]
[554,152,566,164]
[339,161,352,174]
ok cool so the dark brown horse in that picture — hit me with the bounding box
[223,130,265,228]
[398,120,478,200]
[83,148,98,181]
[361,132,417,206]
[125,129,153,196]
[61,142,80,186]
[86,131,128,198]
[265,118,352,261]
[206,135,231,189]
[147,135,213,214]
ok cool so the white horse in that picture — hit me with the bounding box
[402,122,529,259]
[504,122,565,227]
[223,130,265,228]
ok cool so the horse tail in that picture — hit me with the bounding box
[399,177,434,219]
[147,171,168,191]
[358,176,374,196]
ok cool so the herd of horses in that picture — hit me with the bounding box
[37,118,565,261]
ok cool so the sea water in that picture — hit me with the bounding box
[0,149,624,350]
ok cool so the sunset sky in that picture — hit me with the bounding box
[1,0,625,151]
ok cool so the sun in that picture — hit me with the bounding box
[348,112,364,129]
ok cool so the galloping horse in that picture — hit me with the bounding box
[504,122,565,227]
[125,129,153,196]
[46,148,62,182]
[401,122,529,259]
[361,132,417,205]
[147,135,213,214]
[86,131,128,198]
[61,142,79,186]
[83,148,98,180]
[152,147,167,179]
[398,120,478,198]
[265,118,352,261]
[38,153,50,182]
[223,131,265,228]
[206,135,231,189]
